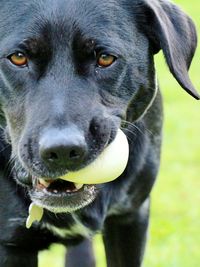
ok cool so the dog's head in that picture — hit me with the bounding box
[0,0,199,213]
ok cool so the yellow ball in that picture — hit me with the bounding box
[61,129,129,184]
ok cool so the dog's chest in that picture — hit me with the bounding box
[42,215,93,239]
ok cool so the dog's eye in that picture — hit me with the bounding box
[8,52,28,67]
[97,54,116,68]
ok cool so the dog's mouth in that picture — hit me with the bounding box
[29,176,97,213]
[34,177,84,194]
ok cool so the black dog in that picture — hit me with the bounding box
[0,0,199,266]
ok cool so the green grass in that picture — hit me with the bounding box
[39,1,200,266]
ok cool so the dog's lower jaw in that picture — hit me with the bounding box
[31,197,95,214]
[29,184,98,213]
[13,161,98,213]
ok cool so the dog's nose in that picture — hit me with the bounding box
[39,127,87,170]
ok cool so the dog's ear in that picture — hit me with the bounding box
[140,0,199,99]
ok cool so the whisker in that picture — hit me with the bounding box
[5,154,19,178]
[121,119,154,138]
[120,126,136,141]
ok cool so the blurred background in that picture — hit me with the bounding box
[39,1,200,266]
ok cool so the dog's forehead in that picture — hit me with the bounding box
[0,0,145,66]
[40,0,121,18]
[34,0,128,37]
[18,0,137,53]
[0,0,141,50]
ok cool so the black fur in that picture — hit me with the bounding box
[0,0,199,266]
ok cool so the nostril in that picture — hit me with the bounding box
[41,150,59,163]
[39,127,87,169]
[49,152,59,161]
[40,146,85,166]
[69,149,81,159]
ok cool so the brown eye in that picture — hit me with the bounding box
[9,52,28,67]
[97,54,116,68]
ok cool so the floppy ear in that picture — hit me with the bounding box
[141,0,200,99]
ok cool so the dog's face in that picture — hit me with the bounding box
[0,0,199,213]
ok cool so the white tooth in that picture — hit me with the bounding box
[39,178,50,187]
[53,190,58,194]
[74,183,84,190]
